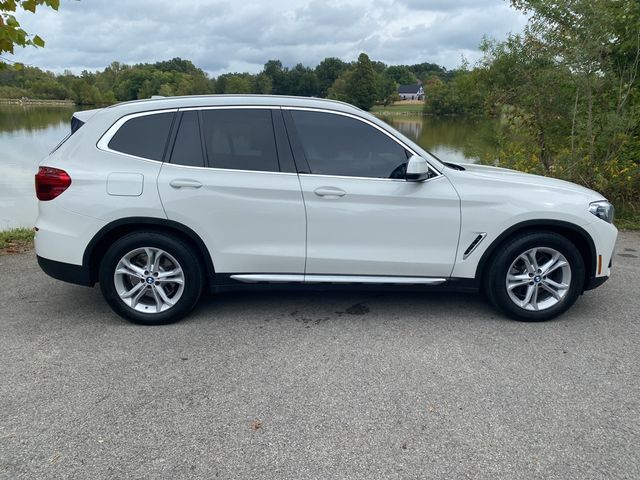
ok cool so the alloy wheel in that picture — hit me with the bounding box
[505,247,572,311]
[113,247,185,314]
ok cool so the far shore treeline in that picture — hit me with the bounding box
[1,1,639,225]
[0,55,447,110]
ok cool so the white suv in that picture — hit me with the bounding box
[34,95,617,325]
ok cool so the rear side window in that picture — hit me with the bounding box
[170,111,204,167]
[291,110,408,179]
[108,112,174,161]
[200,109,279,172]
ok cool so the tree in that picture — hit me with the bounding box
[263,60,287,94]
[327,74,351,103]
[288,63,320,97]
[315,57,347,97]
[345,53,377,110]
[251,72,272,94]
[223,74,251,94]
[374,72,397,106]
[473,0,640,212]
[0,0,61,63]
[386,65,417,85]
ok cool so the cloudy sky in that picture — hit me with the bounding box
[7,0,528,76]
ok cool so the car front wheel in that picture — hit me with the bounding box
[99,232,203,325]
[486,232,585,321]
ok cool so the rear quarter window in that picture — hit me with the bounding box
[107,112,175,161]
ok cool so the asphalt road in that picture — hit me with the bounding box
[1,232,639,480]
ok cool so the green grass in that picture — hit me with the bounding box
[371,103,426,114]
[615,213,640,230]
[0,228,35,250]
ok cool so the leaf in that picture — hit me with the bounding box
[32,34,44,47]
[0,1,18,13]
[5,14,19,27]
[21,0,36,13]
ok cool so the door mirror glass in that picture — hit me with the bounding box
[405,154,430,182]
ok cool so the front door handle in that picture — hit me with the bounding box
[170,179,203,189]
[314,187,346,198]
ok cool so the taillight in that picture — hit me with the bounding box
[35,167,72,201]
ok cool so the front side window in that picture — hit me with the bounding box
[108,112,174,161]
[290,110,409,179]
[201,109,279,172]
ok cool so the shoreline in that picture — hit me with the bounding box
[0,98,76,106]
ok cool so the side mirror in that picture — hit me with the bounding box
[405,154,430,182]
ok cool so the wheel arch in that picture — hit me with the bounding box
[476,220,596,290]
[83,217,216,288]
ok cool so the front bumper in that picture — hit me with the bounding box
[584,274,609,291]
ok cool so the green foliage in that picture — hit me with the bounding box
[251,73,272,94]
[0,83,25,97]
[0,53,458,111]
[343,53,377,111]
[0,0,61,62]
[222,74,252,94]
[386,65,417,85]
[315,57,348,97]
[371,103,426,114]
[374,71,398,106]
[483,0,640,211]
[416,0,640,214]
[424,68,487,116]
[0,227,34,250]
[326,74,350,103]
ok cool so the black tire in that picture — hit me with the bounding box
[486,231,585,322]
[99,231,203,325]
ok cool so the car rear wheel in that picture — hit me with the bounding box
[99,232,203,325]
[486,231,585,321]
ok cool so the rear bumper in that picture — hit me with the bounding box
[37,255,94,287]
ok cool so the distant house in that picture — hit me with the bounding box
[398,84,424,101]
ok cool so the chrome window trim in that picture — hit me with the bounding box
[96,105,443,181]
[283,106,442,179]
[96,108,178,163]
[298,172,444,184]
[179,105,276,111]
[160,163,298,176]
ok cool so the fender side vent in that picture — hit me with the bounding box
[463,233,487,259]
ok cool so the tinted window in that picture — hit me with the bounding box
[291,111,408,179]
[201,109,279,172]
[108,112,174,161]
[170,111,204,167]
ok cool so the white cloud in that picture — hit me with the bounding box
[7,0,528,75]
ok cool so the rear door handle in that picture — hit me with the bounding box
[170,179,203,189]
[314,187,346,198]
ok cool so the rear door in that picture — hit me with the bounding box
[157,107,306,276]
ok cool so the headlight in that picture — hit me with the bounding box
[589,200,615,223]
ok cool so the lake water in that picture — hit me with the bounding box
[0,105,497,229]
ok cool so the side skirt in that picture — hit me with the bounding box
[211,274,479,294]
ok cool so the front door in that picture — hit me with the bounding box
[286,109,460,278]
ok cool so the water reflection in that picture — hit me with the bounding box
[0,106,498,229]
[380,115,498,164]
[0,106,75,229]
